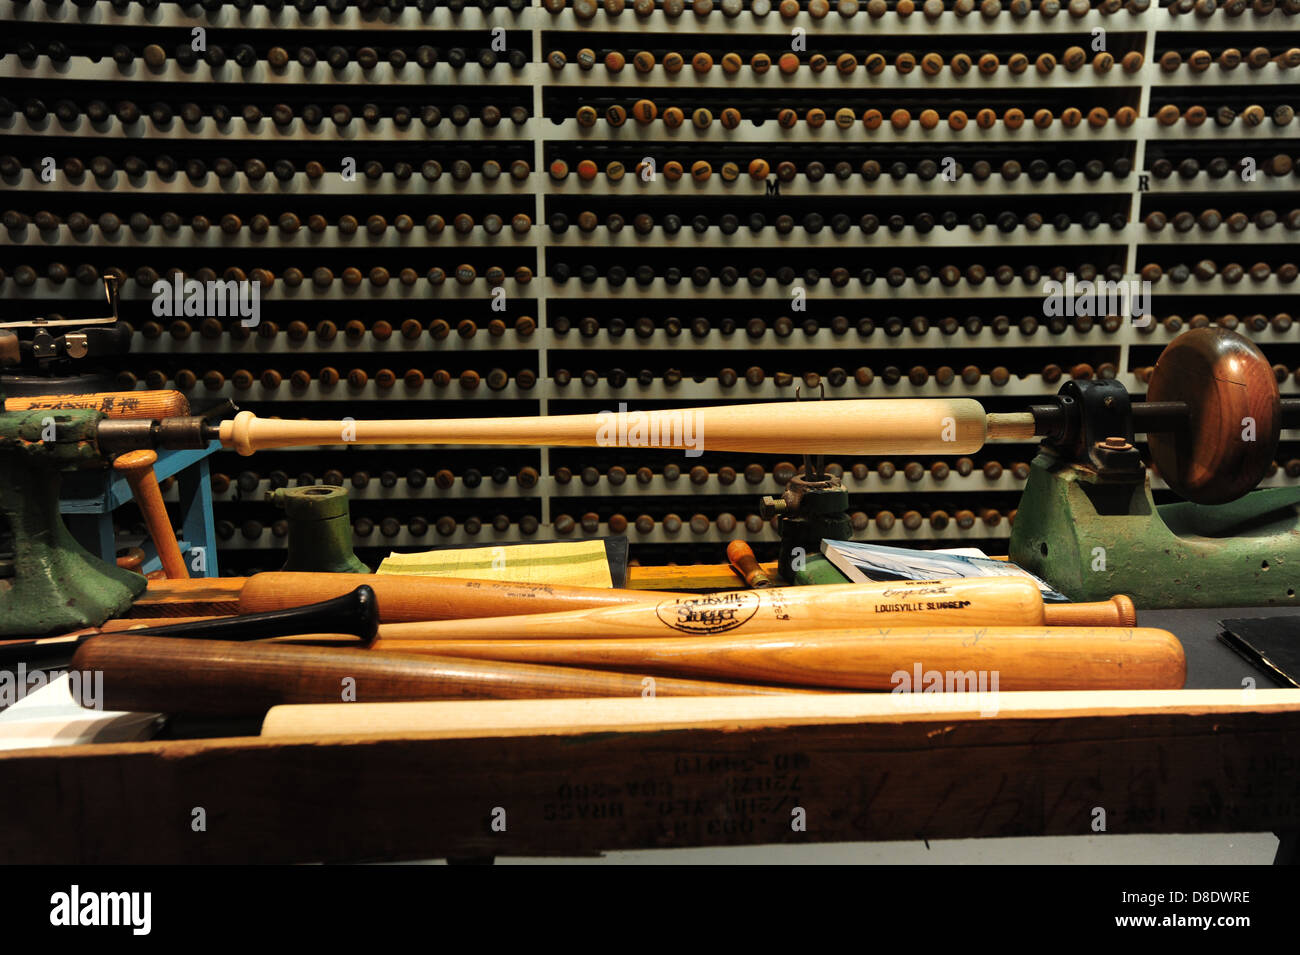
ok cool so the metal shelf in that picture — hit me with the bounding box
[7,279,536,300]
[542,174,1138,196]
[541,278,1115,299]
[542,117,1295,143]
[130,321,1300,355]
[1151,64,1296,86]
[542,276,1300,298]
[0,170,536,196]
[0,115,534,143]
[0,59,532,88]
[129,333,540,354]
[214,521,1011,549]
[198,478,543,503]
[3,224,538,249]
[516,376,1148,401]
[1137,228,1300,245]
[1142,174,1300,194]
[543,8,1294,34]
[542,9,1127,35]
[542,118,1148,143]
[547,328,1132,349]
[136,381,538,401]
[218,526,545,550]
[551,326,1291,347]
[0,4,530,30]
[540,65,1146,90]
[545,225,1131,247]
[191,466,1300,505]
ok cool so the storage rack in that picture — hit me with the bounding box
[1,0,1297,574]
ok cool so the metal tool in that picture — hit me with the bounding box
[0,278,132,396]
[268,485,370,575]
[1010,329,1300,609]
[0,338,231,634]
[758,383,854,581]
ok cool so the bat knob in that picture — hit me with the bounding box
[227,409,258,456]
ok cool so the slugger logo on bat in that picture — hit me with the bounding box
[655,592,761,635]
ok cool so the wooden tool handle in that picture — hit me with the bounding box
[239,572,685,622]
[218,400,988,456]
[71,635,807,716]
[372,626,1186,692]
[112,449,188,579]
[727,540,773,589]
[4,390,189,418]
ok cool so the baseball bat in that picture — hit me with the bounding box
[218,400,995,456]
[373,578,1136,641]
[1,587,379,671]
[372,626,1185,691]
[237,572,685,622]
[3,389,189,418]
[70,635,815,716]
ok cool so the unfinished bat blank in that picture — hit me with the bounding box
[218,399,988,456]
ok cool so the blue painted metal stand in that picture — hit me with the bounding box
[59,440,222,578]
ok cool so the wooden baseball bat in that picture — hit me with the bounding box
[373,578,1136,641]
[3,389,189,418]
[218,400,996,456]
[71,635,814,717]
[237,572,686,622]
[372,626,1185,691]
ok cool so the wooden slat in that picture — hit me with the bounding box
[628,563,782,590]
[129,577,246,617]
[1,691,1297,863]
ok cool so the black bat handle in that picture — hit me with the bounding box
[130,585,379,643]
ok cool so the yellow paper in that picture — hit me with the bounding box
[377,540,613,589]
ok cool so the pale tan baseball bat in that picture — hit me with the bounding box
[217,400,1005,456]
[372,577,1135,642]
[237,572,685,622]
[369,626,1186,691]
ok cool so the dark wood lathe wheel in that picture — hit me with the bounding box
[1146,328,1281,504]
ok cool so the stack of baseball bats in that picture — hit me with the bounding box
[64,570,1187,719]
